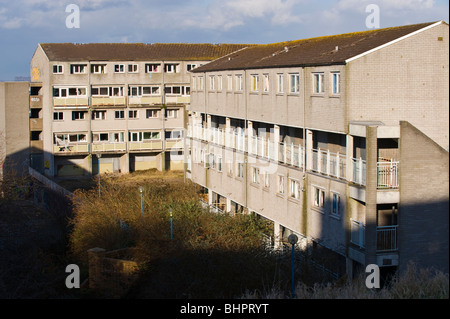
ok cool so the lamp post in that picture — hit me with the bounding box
[169,208,173,240]
[97,153,102,197]
[288,234,298,299]
[139,186,143,217]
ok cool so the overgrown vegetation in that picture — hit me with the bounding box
[68,170,449,299]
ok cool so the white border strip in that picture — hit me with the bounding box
[345,21,444,63]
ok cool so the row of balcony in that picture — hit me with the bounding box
[52,139,183,154]
[52,96,190,108]
[187,124,399,189]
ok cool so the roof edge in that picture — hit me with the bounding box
[345,20,445,63]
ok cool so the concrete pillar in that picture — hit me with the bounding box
[346,134,354,182]
[120,153,130,174]
[273,125,280,161]
[365,126,378,266]
[306,129,314,171]
[274,221,282,249]
[226,197,232,213]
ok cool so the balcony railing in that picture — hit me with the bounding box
[128,96,162,106]
[91,142,126,153]
[53,143,89,154]
[91,96,126,107]
[53,97,89,108]
[351,157,366,186]
[377,160,399,189]
[376,225,398,252]
[187,124,400,190]
[128,140,162,151]
[350,219,365,249]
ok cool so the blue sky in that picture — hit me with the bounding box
[0,0,448,81]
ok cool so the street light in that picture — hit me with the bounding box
[288,234,298,299]
[139,186,143,217]
[169,208,173,240]
[97,153,102,197]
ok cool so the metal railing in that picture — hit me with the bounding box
[377,161,399,189]
[377,225,398,252]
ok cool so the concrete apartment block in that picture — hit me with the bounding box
[187,21,449,277]
[29,43,249,177]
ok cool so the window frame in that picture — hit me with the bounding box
[331,72,341,95]
[289,73,300,94]
[52,65,64,74]
[313,72,325,94]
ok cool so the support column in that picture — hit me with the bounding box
[365,126,378,266]
[346,134,354,182]
[306,129,314,171]
[273,125,280,162]
[247,121,253,155]
[274,221,282,250]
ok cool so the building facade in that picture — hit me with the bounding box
[0,81,30,179]
[187,21,449,276]
[29,43,249,177]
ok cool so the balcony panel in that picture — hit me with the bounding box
[128,96,162,106]
[30,140,44,153]
[30,95,43,108]
[91,96,126,107]
[165,96,190,105]
[53,144,89,154]
[53,97,89,108]
[166,139,184,149]
[128,140,162,151]
[29,118,43,131]
[92,143,126,153]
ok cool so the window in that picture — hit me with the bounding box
[278,175,285,194]
[209,75,216,90]
[145,64,161,73]
[313,73,325,94]
[114,110,125,119]
[263,171,270,188]
[128,64,139,73]
[129,86,160,97]
[237,162,244,178]
[53,112,63,121]
[53,65,63,74]
[289,73,300,93]
[166,109,178,118]
[53,87,87,97]
[217,156,223,172]
[114,64,125,73]
[250,74,259,92]
[332,192,340,216]
[92,86,123,97]
[72,111,86,120]
[95,132,125,143]
[165,130,183,139]
[331,72,340,95]
[289,179,301,200]
[263,74,269,93]
[129,110,138,119]
[252,167,260,184]
[164,63,178,73]
[187,64,197,71]
[236,75,243,91]
[165,86,190,96]
[217,75,223,91]
[146,109,158,118]
[228,161,233,176]
[277,74,284,93]
[227,75,233,91]
[313,186,325,208]
[198,76,204,90]
[70,64,87,74]
[54,133,87,144]
[92,111,106,120]
[91,64,106,74]
[129,131,160,142]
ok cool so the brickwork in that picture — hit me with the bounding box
[398,121,449,273]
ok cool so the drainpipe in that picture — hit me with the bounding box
[161,61,166,171]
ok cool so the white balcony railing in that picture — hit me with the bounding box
[350,218,365,249]
[351,157,366,186]
[377,225,398,252]
[377,160,399,189]
[187,124,400,189]
[91,142,126,153]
